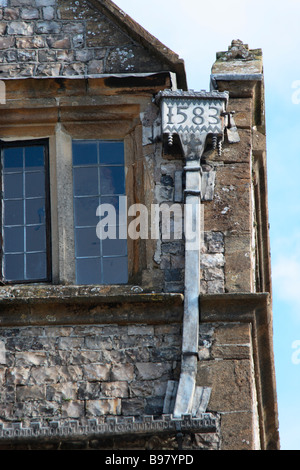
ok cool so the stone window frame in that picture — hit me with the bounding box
[0,76,173,289]
[0,122,137,287]
[0,138,52,284]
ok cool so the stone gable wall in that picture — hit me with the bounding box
[0,0,167,78]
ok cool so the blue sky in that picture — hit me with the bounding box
[115,0,300,450]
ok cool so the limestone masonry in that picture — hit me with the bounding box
[0,0,279,450]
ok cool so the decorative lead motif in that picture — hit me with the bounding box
[0,414,218,441]
[156,89,229,159]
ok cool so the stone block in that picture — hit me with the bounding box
[16,36,45,48]
[225,233,253,292]
[121,398,145,416]
[61,400,85,418]
[227,98,253,129]
[57,336,84,350]
[43,6,54,20]
[0,341,6,365]
[7,21,33,35]
[30,366,61,384]
[83,364,111,382]
[128,325,154,336]
[220,412,255,450]
[46,35,70,48]
[36,63,62,76]
[10,0,30,5]
[35,0,56,7]
[35,20,61,34]
[77,382,101,400]
[86,19,131,48]
[204,163,251,233]
[197,359,253,413]
[15,352,47,367]
[129,381,152,398]
[46,382,77,402]
[16,385,45,402]
[3,7,19,20]
[207,279,225,294]
[20,8,39,20]
[135,362,171,380]
[111,364,134,382]
[0,36,14,49]
[88,59,104,75]
[86,399,121,417]
[221,129,252,163]
[101,381,129,398]
[214,323,251,345]
[7,367,30,385]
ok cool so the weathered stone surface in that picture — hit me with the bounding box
[0,1,278,451]
[0,0,181,79]
[197,359,253,412]
[204,163,251,233]
[225,234,253,292]
[86,399,121,417]
[7,21,33,35]
[0,319,180,425]
[220,412,255,451]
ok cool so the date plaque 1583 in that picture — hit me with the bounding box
[157,89,229,142]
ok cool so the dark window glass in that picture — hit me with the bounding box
[1,141,51,283]
[72,140,128,285]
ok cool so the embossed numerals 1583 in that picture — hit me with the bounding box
[167,104,220,126]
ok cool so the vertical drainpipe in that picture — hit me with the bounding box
[173,150,203,418]
[156,90,229,418]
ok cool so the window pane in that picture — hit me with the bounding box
[102,257,128,284]
[99,142,124,164]
[75,227,100,257]
[73,141,98,166]
[74,197,99,227]
[3,147,23,172]
[4,173,23,199]
[4,254,24,281]
[26,252,47,280]
[4,227,24,253]
[73,167,99,196]
[25,198,45,225]
[25,146,44,169]
[100,196,121,217]
[100,167,125,195]
[26,225,46,252]
[102,237,127,257]
[4,200,24,226]
[76,258,101,285]
[1,141,50,283]
[73,140,127,285]
[25,172,45,198]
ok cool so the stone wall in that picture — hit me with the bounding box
[0,0,170,78]
[0,322,182,425]
[0,291,221,450]
[0,0,279,448]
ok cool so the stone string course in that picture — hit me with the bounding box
[0,0,166,78]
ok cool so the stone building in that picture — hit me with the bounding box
[0,0,279,451]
